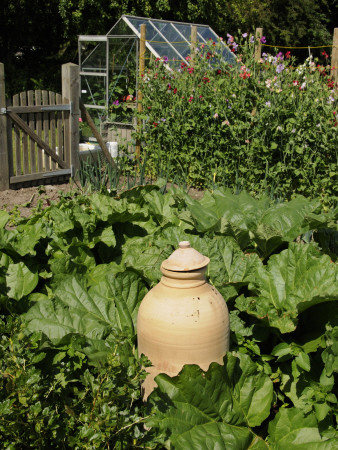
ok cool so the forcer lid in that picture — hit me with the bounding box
[161,241,210,272]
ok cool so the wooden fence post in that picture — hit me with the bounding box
[255,28,263,62]
[332,28,338,84]
[0,63,10,190]
[136,24,146,160]
[62,63,80,175]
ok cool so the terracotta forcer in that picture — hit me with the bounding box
[137,241,230,399]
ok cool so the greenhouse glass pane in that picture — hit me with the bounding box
[174,23,193,41]
[107,18,134,36]
[81,40,107,73]
[198,27,219,42]
[81,74,107,108]
[108,37,137,103]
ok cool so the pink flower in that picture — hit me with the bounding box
[214,113,219,118]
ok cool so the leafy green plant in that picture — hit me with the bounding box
[0,187,337,448]
[135,34,337,205]
[0,315,152,448]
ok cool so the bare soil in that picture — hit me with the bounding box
[0,183,75,219]
[0,181,204,220]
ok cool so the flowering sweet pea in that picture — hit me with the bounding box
[276,64,285,74]
[260,36,267,44]
[227,33,234,44]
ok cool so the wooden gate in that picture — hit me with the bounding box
[0,63,80,190]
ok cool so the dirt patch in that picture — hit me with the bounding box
[0,181,204,220]
[0,183,75,219]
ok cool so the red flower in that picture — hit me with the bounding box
[285,51,291,59]
[188,67,194,74]
[173,88,177,94]
[328,79,334,88]
[153,122,158,127]
[322,51,329,59]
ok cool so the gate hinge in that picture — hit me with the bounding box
[0,107,6,114]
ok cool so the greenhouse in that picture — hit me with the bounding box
[78,15,234,145]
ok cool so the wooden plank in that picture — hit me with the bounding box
[20,92,29,174]
[332,28,338,83]
[42,90,50,171]
[7,111,67,168]
[13,94,21,176]
[35,90,43,172]
[136,23,146,159]
[0,62,9,190]
[63,106,70,166]
[7,97,14,178]
[255,28,263,61]
[56,93,63,162]
[28,90,36,173]
[10,168,71,184]
[62,63,80,172]
[7,104,70,113]
[49,91,56,170]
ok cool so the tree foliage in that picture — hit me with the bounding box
[1,0,337,95]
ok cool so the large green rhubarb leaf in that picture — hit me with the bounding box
[0,210,10,228]
[208,236,262,299]
[236,243,338,333]
[6,262,38,300]
[267,408,335,449]
[147,352,272,449]
[142,189,180,226]
[25,271,148,342]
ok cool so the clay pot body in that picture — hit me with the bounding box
[137,242,230,399]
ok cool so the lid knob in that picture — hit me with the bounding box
[161,241,210,272]
[179,241,191,249]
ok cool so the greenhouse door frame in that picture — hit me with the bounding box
[78,35,139,121]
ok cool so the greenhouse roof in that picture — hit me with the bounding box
[106,15,234,66]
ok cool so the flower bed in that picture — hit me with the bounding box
[131,33,337,205]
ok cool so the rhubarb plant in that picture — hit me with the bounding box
[0,187,337,448]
